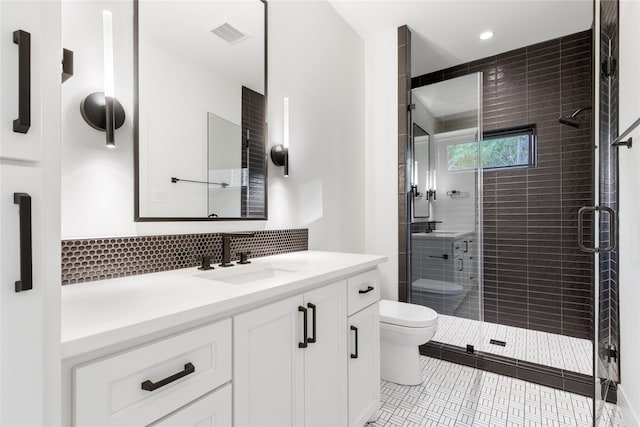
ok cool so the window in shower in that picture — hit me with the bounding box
[447,125,537,171]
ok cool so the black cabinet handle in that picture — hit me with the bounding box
[298,306,308,348]
[62,48,74,83]
[358,286,375,294]
[13,193,32,292]
[429,254,449,260]
[350,325,358,359]
[307,303,316,344]
[13,30,30,134]
[464,241,469,253]
[141,362,195,392]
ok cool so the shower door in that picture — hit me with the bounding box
[408,73,484,350]
[592,0,620,423]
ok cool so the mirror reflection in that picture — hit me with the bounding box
[410,74,481,320]
[136,0,266,220]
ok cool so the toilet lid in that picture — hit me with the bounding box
[379,300,438,328]
[412,279,465,296]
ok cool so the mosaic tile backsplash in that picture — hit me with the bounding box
[61,229,308,285]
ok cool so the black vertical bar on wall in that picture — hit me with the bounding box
[13,193,33,292]
[13,30,31,134]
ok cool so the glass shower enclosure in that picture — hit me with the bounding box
[408,74,484,349]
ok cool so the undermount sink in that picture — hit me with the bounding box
[194,263,297,285]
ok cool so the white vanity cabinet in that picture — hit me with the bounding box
[63,254,386,427]
[233,280,348,427]
[73,320,232,426]
[346,270,381,427]
[150,384,232,427]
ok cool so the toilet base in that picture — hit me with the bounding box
[380,341,423,386]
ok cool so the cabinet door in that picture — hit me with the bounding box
[348,303,380,427]
[234,295,305,427]
[0,165,44,426]
[151,384,231,427]
[303,281,348,427]
[1,1,46,161]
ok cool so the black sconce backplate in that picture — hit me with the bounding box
[80,92,125,131]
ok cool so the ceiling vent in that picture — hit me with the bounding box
[211,22,248,45]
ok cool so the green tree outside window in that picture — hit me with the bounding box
[447,134,531,171]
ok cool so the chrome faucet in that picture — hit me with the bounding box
[220,233,256,267]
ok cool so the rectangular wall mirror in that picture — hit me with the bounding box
[135,0,267,221]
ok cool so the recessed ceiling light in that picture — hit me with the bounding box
[479,31,494,40]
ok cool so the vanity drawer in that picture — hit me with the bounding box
[73,319,232,427]
[150,383,231,427]
[347,269,380,315]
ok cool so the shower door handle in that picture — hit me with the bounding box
[577,206,617,253]
[600,206,616,253]
[577,206,597,253]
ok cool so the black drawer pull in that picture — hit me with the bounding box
[429,254,449,260]
[13,193,32,292]
[358,286,374,294]
[141,362,195,392]
[298,306,308,348]
[13,30,31,134]
[307,303,316,343]
[350,325,358,359]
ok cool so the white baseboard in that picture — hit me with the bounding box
[618,385,640,427]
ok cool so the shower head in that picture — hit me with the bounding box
[558,115,581,128]
[559,106,592,128]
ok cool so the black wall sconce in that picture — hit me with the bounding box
[80,93,125,147]
[270,98,289,177]
[80,10,125,147]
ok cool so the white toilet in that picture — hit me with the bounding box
[379,299,438,385]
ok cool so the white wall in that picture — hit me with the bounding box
[61,1,366,255]
[138,39,242,218]
[617,1,640,424]
[364,29,398,300]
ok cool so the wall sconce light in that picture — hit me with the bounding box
[80,10,125,147]
[426,170,437,201]
[270,98,289,177]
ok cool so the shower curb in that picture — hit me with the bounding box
[421,341,617,404]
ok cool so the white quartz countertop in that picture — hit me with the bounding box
[61,250,386,359]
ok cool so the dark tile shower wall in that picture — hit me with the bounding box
[241,86,266,217]
[412,30,594,340]
[61,229,308,285]
[599,0,620,383]
[397,25,412,303]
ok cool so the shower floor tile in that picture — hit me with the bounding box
[369,356,626,427]
[432,315,593,375]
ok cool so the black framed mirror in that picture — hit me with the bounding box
[134,0,267,221]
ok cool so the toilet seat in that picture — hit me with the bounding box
[379,300,438,328]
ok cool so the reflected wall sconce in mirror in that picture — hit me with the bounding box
[270,98,289,177]
[80,10,125,147]
[426,170,436,201]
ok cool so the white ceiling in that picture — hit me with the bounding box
[328,0,593,76]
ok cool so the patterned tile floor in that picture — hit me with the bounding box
[433,315,593,375]
[369,356,626,427]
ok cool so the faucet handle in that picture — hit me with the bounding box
[238,251,251,265]
[198,255,214,271]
